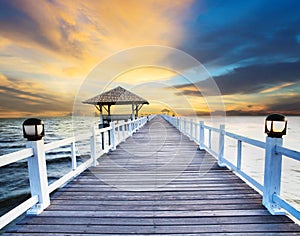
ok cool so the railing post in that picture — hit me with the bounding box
[100,129,105,150]
[237,140,242,170]
[218,124,226,167]
[132,120,135,133]
[199,121,205,150]
[129,120,133,136]
[183,118,187,135]
[71,140,77,170]
[209,130,212,149]
[26,139,50,215]
[263,136,285,215]
[90,124,98,166]
[122,122,125,142]
[110,122,116,151]
[126,122,130,137]
[178,117,181,132]
[115,124,119,146]
[189,119,193,141]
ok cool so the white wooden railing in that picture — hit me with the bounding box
[0,115,153,229]
[163,115,300,222]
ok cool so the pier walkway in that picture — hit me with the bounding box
[4,116,300,235]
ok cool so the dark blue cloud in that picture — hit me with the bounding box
[175,60,300,95]
[0,1,39,38]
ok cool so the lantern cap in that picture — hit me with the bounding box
[23,118,44,126]
[265,113,286,122]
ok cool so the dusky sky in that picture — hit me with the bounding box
[0,0,299,117]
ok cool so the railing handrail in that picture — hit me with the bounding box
[0,115,153,230]
[0,148,33,167]
[224,130,266,149]
[276,145,300,162]
[162,114,300,222]
[44,137,76,152]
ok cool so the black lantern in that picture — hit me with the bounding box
[264,114,287,138]
[23,118,45,141]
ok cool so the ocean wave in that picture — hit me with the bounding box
[0,192,30,216]
[0,144,25,150]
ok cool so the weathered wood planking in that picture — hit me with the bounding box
[4,116,300,235]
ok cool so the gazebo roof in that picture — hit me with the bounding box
[82,86,149,105]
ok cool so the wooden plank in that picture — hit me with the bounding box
[29,209,272,217]
[47,203,265,211]
[17,215,293,226]
[50,198,262,206]
[52,189,258,194]
[51,193,262,201]
[4,233,300,236]
[6,223,300,234]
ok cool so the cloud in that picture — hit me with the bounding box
[172,61,300,115]
[175,61,300,96]
[0,73,73,117]
[265,93,300,114]
[260,82,295,94]
[0,0,194,65]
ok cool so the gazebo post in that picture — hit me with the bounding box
[99,105,105,150]
[108,105,111,145]
[108,105,111,117]
[135,105,139,119]
[131,103,135,120]
[99,105,103,128]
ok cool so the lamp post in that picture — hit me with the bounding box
[263,114,287,215]
[23,118,50,215]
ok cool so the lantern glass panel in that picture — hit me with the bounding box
[24,124,43,136]
[24,125,36,136]
[266,120,272,131]
[273,121,285,132]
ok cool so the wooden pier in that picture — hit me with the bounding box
[3,116,300,235]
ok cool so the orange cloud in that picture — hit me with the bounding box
[0,73,74,117]
[2,0,194,79]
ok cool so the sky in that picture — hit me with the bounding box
[0,0,300,118]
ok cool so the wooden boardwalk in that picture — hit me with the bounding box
[4,116,300,235]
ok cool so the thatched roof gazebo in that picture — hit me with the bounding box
[82,86,149,127]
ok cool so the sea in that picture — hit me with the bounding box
[0,116,299,216]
